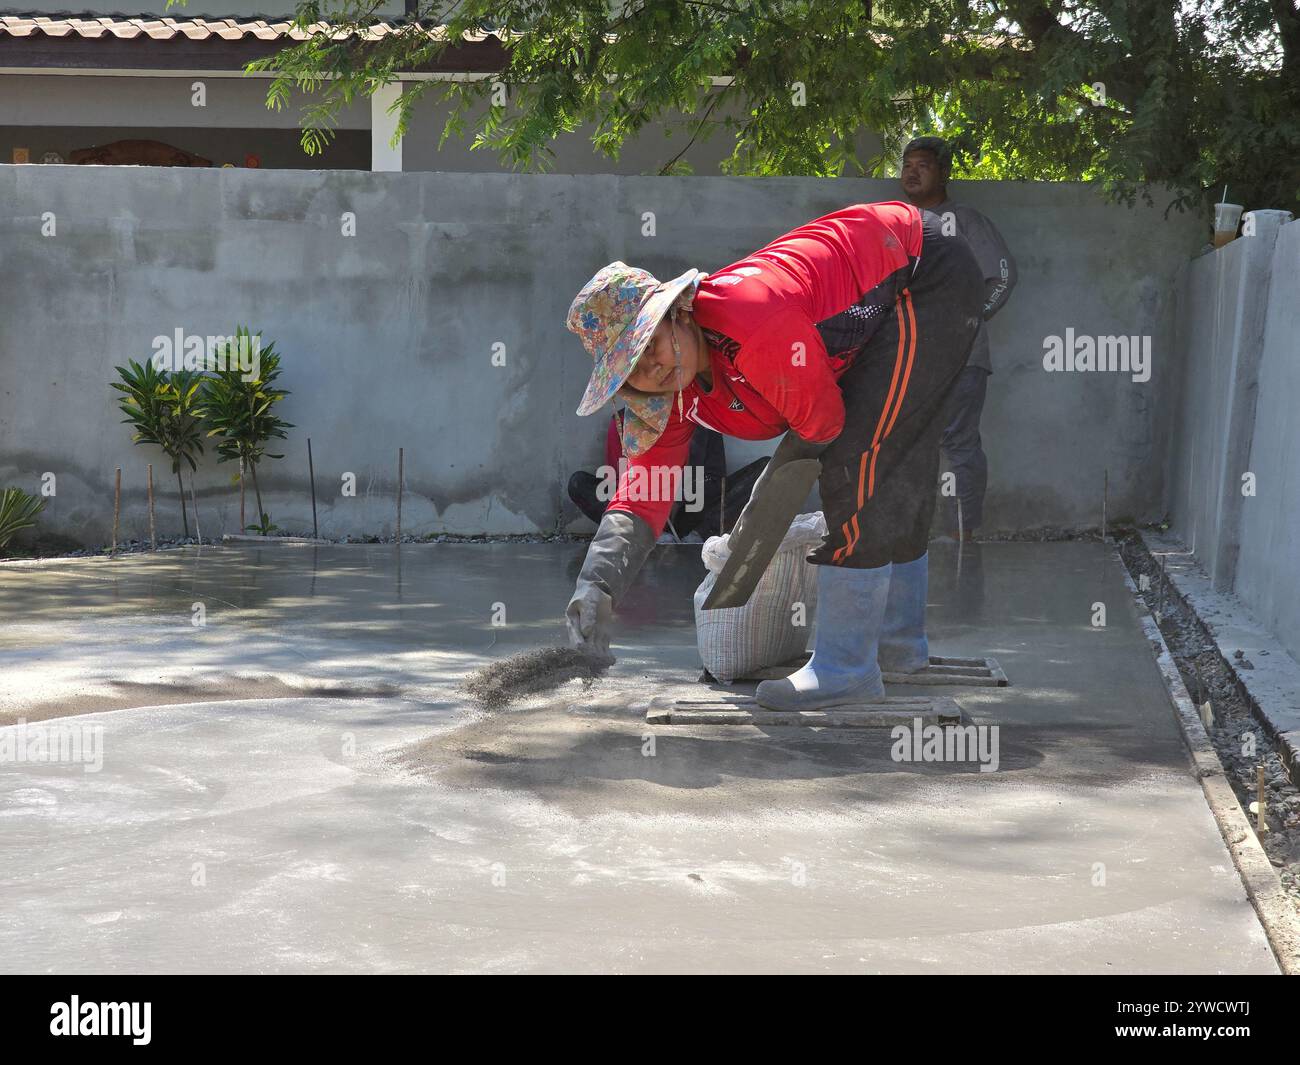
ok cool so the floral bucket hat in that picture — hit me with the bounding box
[566,261,705,455]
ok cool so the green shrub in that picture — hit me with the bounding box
[0,487,46,551]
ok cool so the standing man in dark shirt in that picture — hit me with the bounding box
[901,136,1017,538]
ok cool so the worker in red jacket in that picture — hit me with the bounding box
[564,202,984,711]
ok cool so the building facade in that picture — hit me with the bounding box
[1,6,880,173]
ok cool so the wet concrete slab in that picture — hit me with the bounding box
[0,542,1280,973]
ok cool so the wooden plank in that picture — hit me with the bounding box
[712,653,1009,687]
[648,708,963,729]
[669,694,953,709]
[880,666,1003,687]
[648,693,967,728]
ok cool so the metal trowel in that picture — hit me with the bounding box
[702,431,827,610]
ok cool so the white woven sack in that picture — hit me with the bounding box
[693,511,826,683]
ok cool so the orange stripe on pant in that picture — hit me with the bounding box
[832,291,918,562]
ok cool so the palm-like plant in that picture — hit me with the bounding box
[111,360,207,537]
[0,487,46,551]
[202,327,294,528]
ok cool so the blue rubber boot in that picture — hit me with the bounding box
[878,552,930,673]
[756,562,891,710]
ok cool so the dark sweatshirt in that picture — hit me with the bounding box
[928,199,1017,373]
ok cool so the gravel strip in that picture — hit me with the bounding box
[1118,531,1300,911]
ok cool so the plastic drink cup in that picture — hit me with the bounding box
[1213,202,1243,248]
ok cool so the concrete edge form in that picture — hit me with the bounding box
[1120,557,1300,974]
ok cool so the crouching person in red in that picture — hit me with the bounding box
[564,201,984,710]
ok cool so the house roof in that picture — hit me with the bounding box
[0,14,509,42]
[0,13,511,70]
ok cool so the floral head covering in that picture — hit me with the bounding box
[566,261,705,456]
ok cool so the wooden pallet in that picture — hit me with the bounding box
[647,693,966,729]
[703,654,1008,687]
[885,656,1008,686]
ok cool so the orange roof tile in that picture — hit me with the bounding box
[0,14,512,43]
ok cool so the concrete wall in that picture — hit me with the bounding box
[1168,212,1300,660]
[1,74,371,168]
[2,75,371,131]
[1166,236,1248,578]
[0,165,1201,546]
[967,183,1197,531]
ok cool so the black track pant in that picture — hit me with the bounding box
[808,214,984,570]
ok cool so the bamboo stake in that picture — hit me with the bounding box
[1102,468,1108,542]
[190,478,202,545]
[146,463,157,551]
[396,447,404,542]
[112,466,121,555]
[308,437,319,539]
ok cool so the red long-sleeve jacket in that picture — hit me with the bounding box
[606,201,923,535]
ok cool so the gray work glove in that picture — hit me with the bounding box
[566,510,655,665]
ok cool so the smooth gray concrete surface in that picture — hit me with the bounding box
[0,166,1200,547]
[0,542,1278,973]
